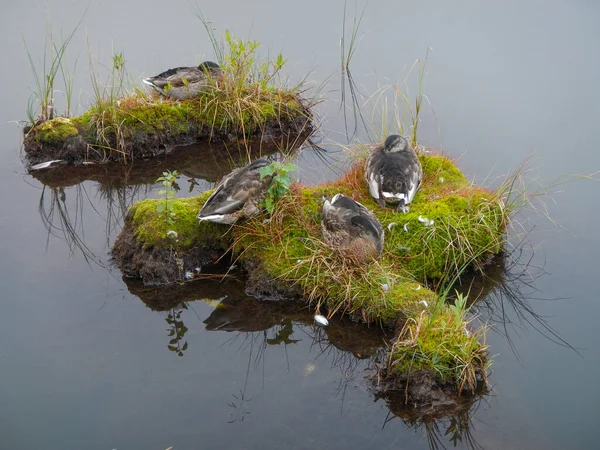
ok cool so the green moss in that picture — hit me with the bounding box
[34,117,79,144]
[118,102,192,135]
[381,192,505,281]
[419,153,467,186]
[128,191,228,251]
[245,224,437,323]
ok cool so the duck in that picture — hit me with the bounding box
[321,193,384,263]
[365,134,423,213]
[142,61,222,99]
[197,158,272,225]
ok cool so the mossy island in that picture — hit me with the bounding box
[112,149,509,405]
[22,34,314,168]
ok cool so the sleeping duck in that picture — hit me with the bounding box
[321,194,384,263]
[197,158,272,225]
[365,135,423,213]
[143,61,222,99]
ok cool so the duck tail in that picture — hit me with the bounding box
[142,78,166,95]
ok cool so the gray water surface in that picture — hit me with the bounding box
[1,1,599,449]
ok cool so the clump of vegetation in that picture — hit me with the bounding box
[33,117,78,144]
[23,23,80,124]
[389,293,488,392]
[156,170,179,225]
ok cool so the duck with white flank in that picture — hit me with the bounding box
[197,158,272,225]
[142,61,222,99]
[321,194,384,263]
[365,135,423,213]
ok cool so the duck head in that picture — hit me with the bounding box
[198,61,221,73]
[383,135,409,153]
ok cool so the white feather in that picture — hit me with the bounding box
[368,174,379,199]
[142,78,166,95]
[405,171,420,204]
[314,314,329,326]
[198,214,232,224]
[382,191,405,200]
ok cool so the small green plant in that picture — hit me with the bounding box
[448,292,469,322]
[89,49,128,111]
[87,47,133,158]
[220,30,288,93]
[156,170,179,224]
[194,11,290,94]
[259,162,296,213]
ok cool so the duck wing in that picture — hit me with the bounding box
[380,152,422,204]
[199,159,270,217]
[323,194,384,256]
[322,194,357,229]
[324,194,376,230]
[365,149,387,207]
[350,214,383,242]
[147,67,206,88]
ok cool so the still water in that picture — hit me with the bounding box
[1,1,599,449]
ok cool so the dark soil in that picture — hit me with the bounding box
[372,368,487,411]
[242,258,303,301]
[111,224,226,286]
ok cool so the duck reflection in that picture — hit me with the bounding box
[123,270,391,359]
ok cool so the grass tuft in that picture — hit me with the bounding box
[389,293,488,392]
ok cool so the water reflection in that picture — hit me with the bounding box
[166,304,189,357]
[106,238,576,449]
[29,141,283,188]
[38,184,103,264]
[32,142,289,265]
[38,182,149,260]
[122,270,493,448]
[377,390,485,450]
[451,246,578,358]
